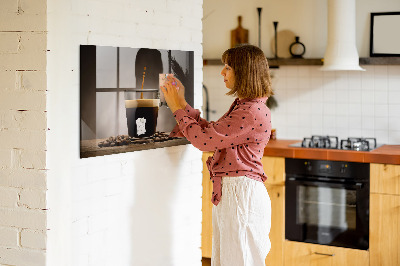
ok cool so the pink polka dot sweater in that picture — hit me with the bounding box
[170,97,272,206]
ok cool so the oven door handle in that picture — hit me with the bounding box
[287,177,364,189]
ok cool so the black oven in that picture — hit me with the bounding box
[285,158,369,250]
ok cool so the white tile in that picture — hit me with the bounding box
[348,90,362,103]
[362,116,375,130]
[375,104,389,117]
[348,116,362,129]
[323,87,336,103]
[374,77,388,91]
[374,130,389,144]
[323,115,336,129]
[388,65,400,76]
[349,128,362,137]
[336,128,349,140]
[388,117,400,131]
[335,72,349,90]
[310,67,324,77]
[361,129,375,138]
[336,115,348,128]
[311,87,323,101]
[311,102,324,113]
[374,90,388,104]
[286,77,299,89]
[336,90,349,103]
[374,65,388,78]
[348,71,362,90]
[298,67,311,78]
[285,66,298,77]
[361,104,374,117]
[361,74,374,91]
[361,90,374,104]
[388,75,400,91]
[388,104,400,117]
[297,102,312,115]
[348,103,362,116]
[336,103,349,116]
[388,131,400,144]
[298,77,311,89]
[323,103,336,115]
[388,91,400,104]
[311,114,324,129]
[374,117,389,131]
[310,77,324,90]
[311,127,324,136]
[322,70,335,78]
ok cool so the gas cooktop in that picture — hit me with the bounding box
[289,135,383,151]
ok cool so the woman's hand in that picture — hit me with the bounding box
[160,77,186,113]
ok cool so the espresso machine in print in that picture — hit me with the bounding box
[79,45,194,158]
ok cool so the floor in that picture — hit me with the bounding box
[202,257,211,266]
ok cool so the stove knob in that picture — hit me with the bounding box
[340,164,347,174]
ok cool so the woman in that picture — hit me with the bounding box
[161,44,273,266]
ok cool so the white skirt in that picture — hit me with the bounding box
[212,176,271,266]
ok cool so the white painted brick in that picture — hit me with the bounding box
[19,189,46,209]
[1,110,46,130]
[20,229,46,249]
[0,71,16,90]
[0,32,20,54]
[0,227,19,247]
[0,32,47,71]
[0,13,46,33]
[0,187,19,208]
[0,129,46,150]
[0,90,46,111]
[0,247,45,266]
[19,0,47,15]
[0,149,11,169]
[0,169,47,189]
[20,149,46,170]
[16,70,47,91]
[0,208,46,230]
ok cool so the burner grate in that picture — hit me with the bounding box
[301,135,339,149]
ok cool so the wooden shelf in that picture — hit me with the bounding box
[359,57,400,65]
[203,57,400,67]
[203,58,323,67]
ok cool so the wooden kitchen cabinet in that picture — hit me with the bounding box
[201,154,286,266]
[370,163,400,266]
[370,193,400,266]
[370,163,400,195]
[202,152,213,258]
[264,184,285,266]
[284,241,369,266]
[262,156,285,266]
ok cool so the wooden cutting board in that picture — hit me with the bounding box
[231,16,249,48]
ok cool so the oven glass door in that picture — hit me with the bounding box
[286,179,369,250]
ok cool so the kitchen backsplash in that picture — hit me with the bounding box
[203,65,400,144]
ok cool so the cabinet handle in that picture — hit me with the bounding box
[314,252,335,257]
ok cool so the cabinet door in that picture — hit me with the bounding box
[261,156,285,185]
[202,152,213,258]
[284,241,369,266]
[370,193,400,266]
[264,185,284,266]
[370,163,400,195]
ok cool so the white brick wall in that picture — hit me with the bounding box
[0,0,48,265]
[46,1,203,266]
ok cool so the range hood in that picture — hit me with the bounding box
[320,0,365,71]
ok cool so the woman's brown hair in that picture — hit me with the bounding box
[221,44,273,99]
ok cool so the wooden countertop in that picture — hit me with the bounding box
[263,139,400,165]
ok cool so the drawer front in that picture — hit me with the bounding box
[284,241,369,266]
